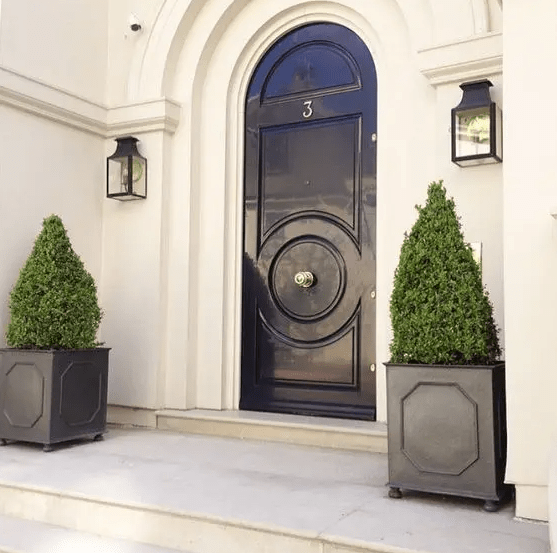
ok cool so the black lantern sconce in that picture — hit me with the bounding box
[451,79,502,167]
[107,136,147,200]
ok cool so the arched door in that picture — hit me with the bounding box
[241,23,377,420]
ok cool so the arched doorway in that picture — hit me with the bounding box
[240,23,378,420]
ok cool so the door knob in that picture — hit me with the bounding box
[294,271,315,288]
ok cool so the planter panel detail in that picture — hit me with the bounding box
[0,349,109,450]
[385,363,507,509]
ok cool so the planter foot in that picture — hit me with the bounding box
[0,439,7,446]
[42,444,54,453]
[483,500,499,512]
[93,433,104,442]
[388,487,403,499]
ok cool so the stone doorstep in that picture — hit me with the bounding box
[0,429,548,553]
[152,409,388,454]
[0,513,188,553]
[0,482,422,553]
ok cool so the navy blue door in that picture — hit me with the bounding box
[241,23,377,420]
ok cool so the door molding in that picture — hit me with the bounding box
[159,1,412,418]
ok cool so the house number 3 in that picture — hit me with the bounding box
[302,100,313,118]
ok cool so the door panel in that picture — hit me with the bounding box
[241,23,377,420]
[261,117,359,235]
[262,42,360,99]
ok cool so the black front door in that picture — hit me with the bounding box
[241,23,377,420]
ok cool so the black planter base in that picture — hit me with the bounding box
[0,348,109,449]
[483,499,500,512]
[388,486,403,499]
[387,485,508,512]
[1,431,105,452]
[385,363,507,509]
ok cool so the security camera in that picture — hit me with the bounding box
[128,14,142,32]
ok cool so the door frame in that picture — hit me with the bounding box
[148,3,391,416]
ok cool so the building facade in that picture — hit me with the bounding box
[1,0,556,524]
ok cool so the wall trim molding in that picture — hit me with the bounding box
[0,66,181,136]
[107,98,182,137]
[418,32,502,86]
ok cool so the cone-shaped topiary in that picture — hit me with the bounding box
[389,181,501,365]
[6,215,102,349]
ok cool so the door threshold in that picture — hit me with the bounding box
[154,409,387,453]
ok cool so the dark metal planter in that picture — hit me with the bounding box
[0,348,109,451]
[384,362,507,511]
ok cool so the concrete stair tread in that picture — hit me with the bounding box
[157,409,387,432]
[0,513,189,553]
[154,409,388,452]
[0,428,549,553]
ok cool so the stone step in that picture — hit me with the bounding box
[0,513,189,553]
[0,429,549,553]
[0,481,407,553]
[154,409,388,453]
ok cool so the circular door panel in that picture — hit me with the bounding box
[258,216,362,342]
[271,237,345,321]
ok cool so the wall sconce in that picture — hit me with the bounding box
[107,136,147,200]
[451,79,502,167]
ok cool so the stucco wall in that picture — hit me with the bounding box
[503,0,557,522]
[0,1,108,384]
[0,106,104,346]
[101,131,170,409]
[0,0,108,105]
[106,0,165,106]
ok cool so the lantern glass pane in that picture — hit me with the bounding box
[108,157,129,196]
[455,107,491,158]
[495,105,502,161]
[132,157,146,198]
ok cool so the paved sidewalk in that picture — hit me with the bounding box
[0,428,550,553]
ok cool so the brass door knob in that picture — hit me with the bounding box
[294,271,315,288]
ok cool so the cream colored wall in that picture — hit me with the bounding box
[0,0,108,104]
[0,106,104,346]
[0,2,108,346]
[101,131,171,408]
[106,0,165,106]
[503,0,557,523]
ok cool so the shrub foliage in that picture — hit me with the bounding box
[389,181,501,365]
[6,215,102,349]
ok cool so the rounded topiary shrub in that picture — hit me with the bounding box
[389,181,501,365]
[6,215,102,349]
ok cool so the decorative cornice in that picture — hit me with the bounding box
[107,98,181,137]
[0,66,107,135]
[0,66,181,137]
[418,32,502,86]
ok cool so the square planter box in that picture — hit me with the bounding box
[0,348,109,451]
[385,362,507,511]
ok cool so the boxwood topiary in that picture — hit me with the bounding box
[389,181,501,365]
[6,215,102,349]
